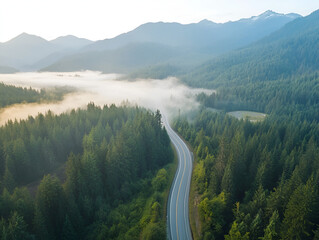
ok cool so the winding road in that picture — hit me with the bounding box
[163,116,193,240]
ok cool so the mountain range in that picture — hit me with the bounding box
[183,9,319,88]
[0,34,92,71]
[0,10,300,73]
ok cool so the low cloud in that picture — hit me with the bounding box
[0,71,213,125]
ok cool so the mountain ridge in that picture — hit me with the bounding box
[182,9,319,88]
[83,10,300,52]
[43,10,300,73]
[0,10,301,73]
[0,33,92,71]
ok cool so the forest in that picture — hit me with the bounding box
[0,102,174,239]
[177,10,319,123]
[0,82,72,108]
[174,17,319,240]
[174,110,319,240]
[182,10,319,90]
[196,70,319,122]
[1,9,319,240]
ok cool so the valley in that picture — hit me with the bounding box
[1,5,319,240]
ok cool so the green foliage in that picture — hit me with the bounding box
[174,109,319,240]
[7,211,32,240]
[0,211,33,240]
[152,168,168,191]
[62,215,77,240]
[141,222,166,240]
[0,105,173,239]
[185,12,319,122]
[199,192,227,238]
[224,221,250,240]
[35,175,66,240]
[0,83,73,109]
[281,178,319,240]
[261,210,280,240]
[0,83,40,108]
[150,201,161,223]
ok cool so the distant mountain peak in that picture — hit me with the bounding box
[6,32,48,45]
[251,10,281,21]
[17,32,31,37]
[198,19,217,26]
[14,32,39,40]
[249,10,301,21]
[50,35,92,49]
[199,19,211,24]
[262,10,278,16]
[52,35,89,41]
[53,35,77,40]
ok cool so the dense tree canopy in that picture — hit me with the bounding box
[0,104,173,239]
[0,82,72,108]
[174,110,319,240]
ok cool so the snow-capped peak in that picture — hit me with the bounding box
[251,10,281,21]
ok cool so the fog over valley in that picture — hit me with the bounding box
[0,71,213,125]
[2,4,319,239]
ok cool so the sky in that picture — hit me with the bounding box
[1,0,319,43]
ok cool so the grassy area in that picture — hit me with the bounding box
[227,110,267,122]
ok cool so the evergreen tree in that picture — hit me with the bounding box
[224,221,249,240]
[7,212,32,240]
[281,178,318,240]
[62,215,77,240]
[35,175,66,240]
[261,210,280,240]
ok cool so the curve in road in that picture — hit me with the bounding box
[163,116,193,240]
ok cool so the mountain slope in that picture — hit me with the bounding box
[0,65,19,73]
[50,35,92,49]
[84,10,300,54]
[0,10,300,73]
[44,10,299,73]
[183,9,319,88]
[0,33,93,71]
[0,33,58,70]
[41,42,181,73]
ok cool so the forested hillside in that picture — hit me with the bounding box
[171,8,319,240]
[0,104,173,239]
[0,82,71,108]
[183,10,319,121]
[196,71,319,121]
[174,111,319,240]
[184,10,319,88]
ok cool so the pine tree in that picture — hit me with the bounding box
[224,221,250,240]
[7,211,32,240]
[281,178,318,240]
[261,210,280,240]
[62,215,77,240]
[35,175,66,240]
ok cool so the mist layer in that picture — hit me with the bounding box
[0,71,213,125]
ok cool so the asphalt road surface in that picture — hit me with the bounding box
[163,116,193,240]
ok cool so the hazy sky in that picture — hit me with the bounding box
[1,0,319,42]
